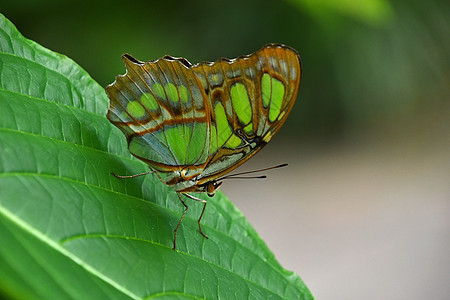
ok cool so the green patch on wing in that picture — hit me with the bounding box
[141,93,159,110]
[269,78,285,122]
[165,123,208,164]
[214,103,242,149]
[126,101,146,118]
[129,123,208,166]
[261,73,285,122]
[261,73,271,108]
[243,123,253,135]
[165,83,179,103]
[230,83,252,125]
[152,83,166,98]
[178,85,189,103]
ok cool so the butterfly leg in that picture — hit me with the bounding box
[173,192,189,250]
[173,193,209,250]
[112,170,168,186]
[111,171,154,178]
[182,193,209,240]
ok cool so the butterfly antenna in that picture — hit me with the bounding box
[217,163,288,181]
[220,175,267,180]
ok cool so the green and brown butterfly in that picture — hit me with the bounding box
[106,43,302,249]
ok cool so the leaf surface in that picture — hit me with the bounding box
[0,13,313,300]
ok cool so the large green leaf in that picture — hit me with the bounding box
[0,13,313,300]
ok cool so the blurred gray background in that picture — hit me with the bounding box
[3,0,449,298]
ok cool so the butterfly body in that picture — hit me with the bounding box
[106,44,301,248]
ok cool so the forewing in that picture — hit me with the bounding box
[191,44,301,183]
[106,55,211,173]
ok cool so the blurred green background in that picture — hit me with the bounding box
[4,0,449,140]
[3,0,449,299]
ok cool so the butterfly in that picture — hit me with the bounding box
[106,44,301,249]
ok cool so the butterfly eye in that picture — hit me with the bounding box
[205,181,222,197]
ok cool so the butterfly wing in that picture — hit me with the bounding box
[191,44,301,185]
[106,54,213,181]
[106,44,301,191]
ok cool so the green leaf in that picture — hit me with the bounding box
[0,13,313,300]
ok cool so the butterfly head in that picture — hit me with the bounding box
[169,172,223,197]
[202,180,223,197]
